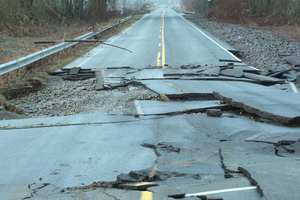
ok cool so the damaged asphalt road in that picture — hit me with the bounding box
[6,64,300,200]
[2,112,300,199]
[2,6,300,200]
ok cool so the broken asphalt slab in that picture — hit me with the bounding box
[95,68,132,90]
[218,141,300,199]
[49,67,95,80]
[200,67,220,76]
[136,80,242,97]
[243,73,284,85]
[285,56,300,66]
[129,100,230,116]
[213,88,300,124]
[221,130,300,144]
[137,80,284,100]
[140,142,224,177]
[220,69,244,78]
[218,141,276,173]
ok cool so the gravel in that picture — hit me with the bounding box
[8,77,159,118]
[190,17,300,72]
[7,16,300,118]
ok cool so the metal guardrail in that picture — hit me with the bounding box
[0,16,132,76]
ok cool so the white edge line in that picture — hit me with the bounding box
[290,82,299,93]
[185,186,257,197]
[77,18,144,67]
[134,100,144,115]
[171,9,242,62]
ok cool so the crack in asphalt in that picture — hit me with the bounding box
[103,188,120,200]
[23,183,49,199]
[238,167,264,198]
[0,116,165,130]
[219,148,236,175]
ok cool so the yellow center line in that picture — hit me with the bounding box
[157,52,161,67]
[141,191,153,200]
[168,83,190,93]
[162,9,166,67]
[134,182,153,186]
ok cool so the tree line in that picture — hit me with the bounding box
[0,0,140,26]
[181,0,300,24]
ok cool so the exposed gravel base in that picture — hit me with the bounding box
[8,77,159,118]
[190,16,300,72]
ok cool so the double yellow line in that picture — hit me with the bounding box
[141,10,167,200]
[157,9,166,67]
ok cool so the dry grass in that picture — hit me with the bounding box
[0,18,127,64]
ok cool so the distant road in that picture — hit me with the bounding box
[64,6,241,69]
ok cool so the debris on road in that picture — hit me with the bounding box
[160,94,170,101]
[48,67,95,80]
[206,109,222,117]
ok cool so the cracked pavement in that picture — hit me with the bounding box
[2,6,300,200]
